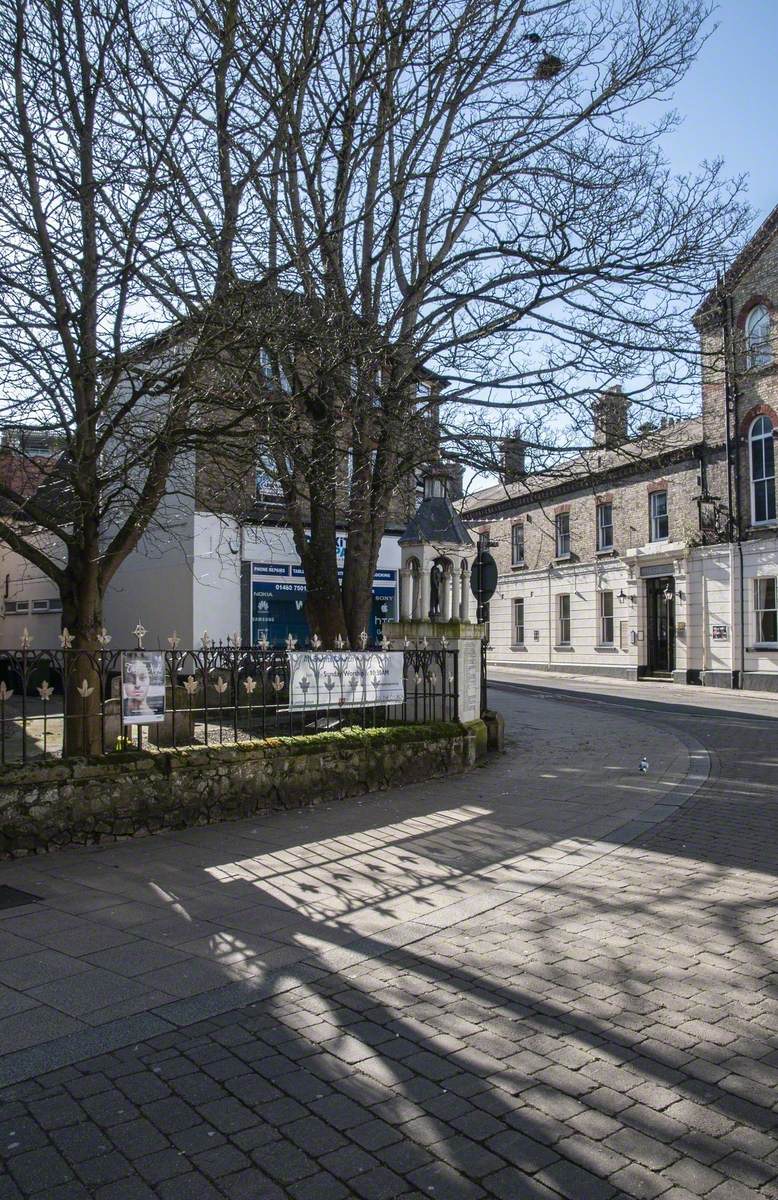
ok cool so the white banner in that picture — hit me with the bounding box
[288,651,405,709]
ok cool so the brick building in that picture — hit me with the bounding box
[462,203,778,691]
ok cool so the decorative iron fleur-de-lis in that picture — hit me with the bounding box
[271,675,284,693]
[440,636,448,650]
[380,635,391,650]
[59,627,74,649]
[414,673,422,687]
[243,676,257,695]
[133,622,147,648]
[213,676,228,694]
[201,630,211,650]
[231,631,240,649]
[77,678,94,698]
[168,631,181,650]
[421,636,428,650]
[37,680,54,701]
[335,634,345,650]
[97,627,112,648]
[258,632,269,650]
[0,681,13,701]
[310,633,322,650]
[359,629,368,649]
[403,637,410,650]
[285,633,297,650]
[184,675,200,695]
[20,627,32,650]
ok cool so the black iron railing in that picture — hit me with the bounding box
[0,642,458,765]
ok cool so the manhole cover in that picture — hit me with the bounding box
[0,885,42,910]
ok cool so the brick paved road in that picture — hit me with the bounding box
[1,679,778,1199]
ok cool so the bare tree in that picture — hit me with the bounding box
[0,0,274,748]
[179,0,748,642]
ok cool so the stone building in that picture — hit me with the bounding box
[462,202,778,691]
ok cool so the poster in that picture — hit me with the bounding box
[288,651,405,709]
[121,651,166,724]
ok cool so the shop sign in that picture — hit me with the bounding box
[288,651,405,709]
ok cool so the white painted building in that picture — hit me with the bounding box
[462,203,778,692]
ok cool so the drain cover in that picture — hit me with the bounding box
[0,885,42,910]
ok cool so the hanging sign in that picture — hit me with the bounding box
[288,651,405,709]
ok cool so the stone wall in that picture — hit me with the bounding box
[0,722,479,858]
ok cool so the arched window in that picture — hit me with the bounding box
[745,305,772,369]
[750,415,776,524]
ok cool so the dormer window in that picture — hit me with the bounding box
[745,305,772,369]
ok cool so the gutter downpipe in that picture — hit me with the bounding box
[721,282,744,688]
[547,562,552,670]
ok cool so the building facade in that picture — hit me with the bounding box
[462,203,778,692]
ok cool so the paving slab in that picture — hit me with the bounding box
[3,680,778,1198]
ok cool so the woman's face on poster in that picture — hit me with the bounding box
[125,661,150,703]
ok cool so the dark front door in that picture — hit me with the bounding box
[646,576,675,675]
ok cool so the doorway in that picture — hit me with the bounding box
[645,576,675,676]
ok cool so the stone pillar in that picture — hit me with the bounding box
[441,568,453,621]
[400,568,413,620]
[459,567,470,622]
[420,566,431,622]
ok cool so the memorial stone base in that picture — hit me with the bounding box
[384,619,486,725]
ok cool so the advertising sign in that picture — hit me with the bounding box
[288,651,405,709]
[711,625,729,640]
[121,651,165,724]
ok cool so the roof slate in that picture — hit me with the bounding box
[460,416,704,517]
[400,496,474,547]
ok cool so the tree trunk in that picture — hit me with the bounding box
[291,500,348,648]
[61,565,104,758]
[341,522,383,647]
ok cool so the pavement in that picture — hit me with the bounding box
[0,676,776,1198]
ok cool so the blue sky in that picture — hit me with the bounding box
[661,0,777,228]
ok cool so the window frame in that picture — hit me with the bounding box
[556,593,571,646]
[598,590,614,646]
[511,522,525,567]
[555,512,571,558]
[649,490,669,543]
[754,577,778,646]
[512,597,525,646]
[750,415,777,526]
[745,305,772,370]
[596,502,614,551]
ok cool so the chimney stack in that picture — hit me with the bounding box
[592,386,630,449]
[501,430,526,482]
[445,461,464,501]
